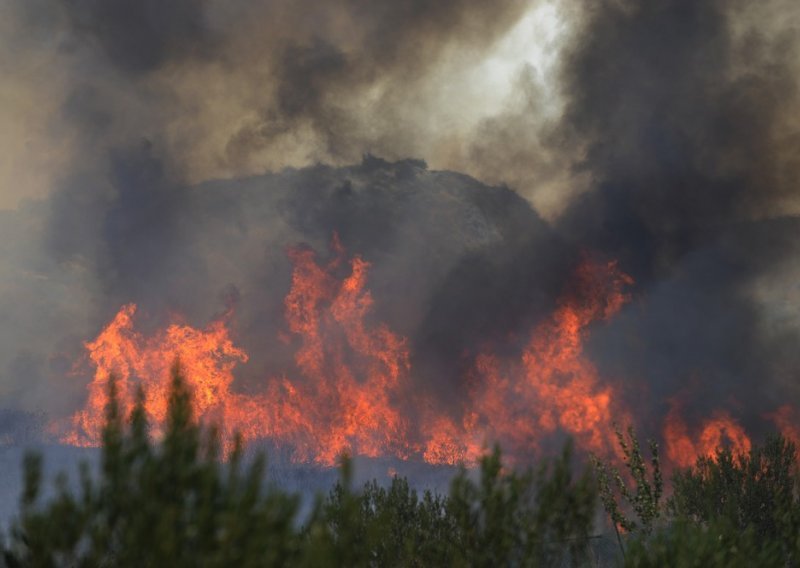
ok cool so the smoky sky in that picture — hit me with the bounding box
[555,0,800,438]
[0,0,799,450]
[560,0,800,280]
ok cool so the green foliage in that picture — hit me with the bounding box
[447,444,597,567]
[20,360,800,567]
[5,364,301,567]
[669,435,797,537]
[305,444,598,567]
[304,464,456,567]
[624,518,783,568]
[664,435,800,565]
[1,363,599,567]
[591,425,664,563]
[623,434,800,567]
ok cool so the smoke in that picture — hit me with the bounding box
[0,0,535,200]
[559,0,800,275]
[555,0,800,437]
[0,0,798,455]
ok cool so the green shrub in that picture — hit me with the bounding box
[1,363,599,567]
[5,365,301,567]
[10,361,800,567]
[625,518,782,568]
[622,434,800,567]
[669,435,797,539]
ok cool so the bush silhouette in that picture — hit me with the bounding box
[9,363,798,567]
[3,363,598,567]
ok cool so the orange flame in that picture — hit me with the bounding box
[422,259,634,463]
[62,239,414,465]
[769,405,800,449]
[59,239,792,468]
[250,241,414,464]
[663,403,752,468]
[63,303,248,446]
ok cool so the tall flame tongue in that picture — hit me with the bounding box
[61,239,781,468]
[61,237,413,464]
[422,259,634,464]
[250,237,414,464]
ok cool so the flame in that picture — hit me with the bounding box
[63,303,249,446]
[769,405,800,449]
[59,238,794,468]
[422,259,634,463]
[249,240,414,464]
[663,404,752,468]
[62,238,413,464]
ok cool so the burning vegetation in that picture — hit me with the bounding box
[54,235,796,472]
[1,0,800,562]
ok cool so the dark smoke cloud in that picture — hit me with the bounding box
[554,0,800,437]
[558,0,800,278]
[63,0,214,74]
